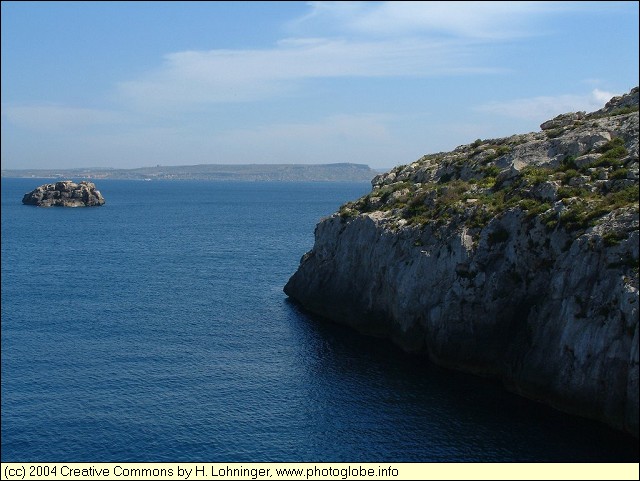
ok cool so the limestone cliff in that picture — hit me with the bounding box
[22,180,105,207]
[284,87,639,437]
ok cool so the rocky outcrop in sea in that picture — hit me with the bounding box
[22,180,105,207]
[284,87,639,437]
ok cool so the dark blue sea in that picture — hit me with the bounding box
[1,178,638,462]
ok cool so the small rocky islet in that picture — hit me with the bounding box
[22,180,105,207]
[285,87,639,437]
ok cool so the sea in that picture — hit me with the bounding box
[1,177,638,462]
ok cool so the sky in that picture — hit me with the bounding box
[1,1,638,171]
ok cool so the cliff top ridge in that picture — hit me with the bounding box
[337,87,638,242]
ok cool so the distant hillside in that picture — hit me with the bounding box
[1,163,377,182]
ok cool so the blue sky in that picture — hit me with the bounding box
[1,1,638,170]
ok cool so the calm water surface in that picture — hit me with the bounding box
[1,178,638,462]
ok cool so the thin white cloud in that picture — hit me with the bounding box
[2,104,123,132]
[292,1,582,39]
[475,89,617,122]
[115,1,603,110]
[117,36,500,109]
[591,88,616,105]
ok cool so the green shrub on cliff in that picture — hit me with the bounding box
[593,137,628,168]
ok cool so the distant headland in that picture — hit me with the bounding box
[2,162,379,182]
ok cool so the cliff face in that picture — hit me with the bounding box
[22,181,105,207]
[284,87,639,437]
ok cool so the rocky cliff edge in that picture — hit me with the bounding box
[285,87,639,437]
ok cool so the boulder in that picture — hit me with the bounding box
[22,180,105,207]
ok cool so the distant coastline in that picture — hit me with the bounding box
[1,162,381,182]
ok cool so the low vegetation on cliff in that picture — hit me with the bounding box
[339,88,638,259]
